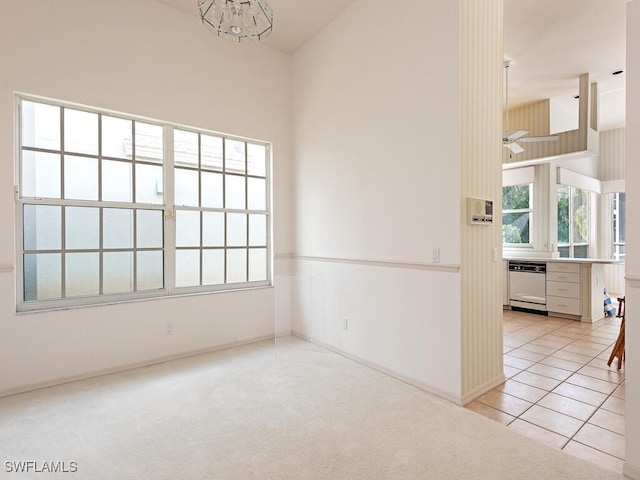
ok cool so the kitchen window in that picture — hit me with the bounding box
[16,96,271,311]
[612,192,625,260]
[557,184,589,258]
[502,183,532,245]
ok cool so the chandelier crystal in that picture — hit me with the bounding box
[198,0,273,43]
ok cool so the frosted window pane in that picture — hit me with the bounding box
[225,175,245,209]
[249,248,267,282]
[103,252,133,294]
[137,210,163,248]
[65,207,99,250]
[64,109,98,155]
[202,250,224,285]
[66,252,99,297]
[227,249,246,283]
[227,213,246,246]
[137,250,163,290]
[174,130,198,167]
[249,214,267,247]
[22,151,61,199]
[202,134,223,171]
[225,139,245,174]
[64,155,98,200]
[247,177,266,210]
[135,122,163,162]
[176,210,200,247]
[175,168,199,207]
[201,172,223,208]
[176,249,200,287]
[135,164,163,204]
[103,208,133,249]
[23,205,61,251]
[102,115,132,159]
[21,101,60,150]
[102,160,132,202]
[203,212,224,247]
[247,143,266,177]
[24,253,61,301]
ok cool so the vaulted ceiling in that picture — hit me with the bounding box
[156,0,628,131]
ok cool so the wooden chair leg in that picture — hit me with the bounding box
[608,318,625,370]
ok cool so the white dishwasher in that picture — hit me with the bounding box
[508,261,547,312]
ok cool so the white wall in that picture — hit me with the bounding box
[0,0,292,394]
[291,0,464,401]
[624,2,640,477]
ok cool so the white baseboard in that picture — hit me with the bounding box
[624,462,640,479]
[0,334,274,398]
[291,330,462,405]
[460,374,506,406]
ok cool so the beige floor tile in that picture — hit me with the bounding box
[537,392,597,421]
[530,338,570,349]
[563,441,625,474]
[552,383,608,407]
[573,423,625,459]
[519,405,584,438]
[551,350,593,364]
[466,401,515,426]
[526,363,573,381]
[518,343,557,356]
[588,408,625,435]
[503,354,535,370]
[497,380,548,403]
[588,357,625,372]
[508,419,569,450]
[577,365,624,384]
[601,396,625,415]
[476,390,533,417]
[503,365,521,379]
[561,343,605,358]
[539,356,583,372]
[566,373,618,395]
[581,333,617,345]
[612,383,625,399]
[511,371,561,391]
[507,348,547,362]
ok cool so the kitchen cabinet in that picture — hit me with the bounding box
[546,262,581,317]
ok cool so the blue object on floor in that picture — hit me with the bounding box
[604,288,617,317]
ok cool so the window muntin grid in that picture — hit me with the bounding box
[17,96,271,311]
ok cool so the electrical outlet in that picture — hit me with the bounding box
[165,322,173,336]
[342,317,349,330]
[432,247,440,263]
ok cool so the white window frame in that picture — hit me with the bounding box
[502,183,533,247]
[612,192,625,260]
[557,184,590,258]
[15,94,272,312]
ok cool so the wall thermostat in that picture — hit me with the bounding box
[467,197,493,225]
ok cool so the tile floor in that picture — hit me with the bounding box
[466,308,626,474]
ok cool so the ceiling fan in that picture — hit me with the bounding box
[503,61,559,154]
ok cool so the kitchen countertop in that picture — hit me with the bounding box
[504,257,624,264]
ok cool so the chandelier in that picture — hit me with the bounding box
[198,0,273,43]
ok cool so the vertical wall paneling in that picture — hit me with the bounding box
[599,128,626,181]
[624,2,640,477]
[460,0,504,402]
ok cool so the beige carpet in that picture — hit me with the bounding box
[0,336,623,479]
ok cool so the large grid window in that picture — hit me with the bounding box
[557,184,589,258]
[502,183,532,245]
[17,97,270,310]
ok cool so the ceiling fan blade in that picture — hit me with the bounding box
[504,130,529,142]
[504,142,525,154]
[519,135,559,143]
